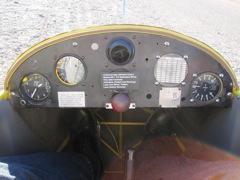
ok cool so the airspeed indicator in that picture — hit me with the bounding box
[21,73,51,102]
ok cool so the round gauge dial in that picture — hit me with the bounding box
[154,53,188,86]
[21,73,51,101]
[107,38,135,65]
[56,56,86,85]
[191,73,222,101]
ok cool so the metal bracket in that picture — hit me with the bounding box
[105,103,136,109]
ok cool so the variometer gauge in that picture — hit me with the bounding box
[56,55,87,85]
[191,73,222,101]
[21,73,51,101]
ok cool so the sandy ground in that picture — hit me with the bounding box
[0,0,240,90]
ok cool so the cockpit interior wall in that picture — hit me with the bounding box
[0,97,240,166]
[0,25,240,178]
[198,96,240,155]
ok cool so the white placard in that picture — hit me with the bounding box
[159,87,181,108]
[58,91,85,107]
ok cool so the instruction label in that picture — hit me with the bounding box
[58,91,85,107]
[102,72,139,90]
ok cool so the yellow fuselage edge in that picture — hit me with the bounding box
[0,90,10,100]
[2,25,239,100]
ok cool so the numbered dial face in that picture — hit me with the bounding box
[21,73,51,101]
[56,56,86,85]
[191,73,221,101]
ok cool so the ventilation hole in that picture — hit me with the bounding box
[181,97,186,101]
[145,58,149,62]
[146,94,152,99]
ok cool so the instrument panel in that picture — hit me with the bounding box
[6,25,235,109]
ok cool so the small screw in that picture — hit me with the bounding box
[181,82,186,86]
[193,74,197,77]
[184,55,189,59]
[82,82,86,86]
[164,42,170,47]
[219,74,224,78]
[20,100,26,105]
[132,62,136,67]
[216,99,220,102]
[156,55,161,60]
[155,82,159,86]
[190,99,194,102]
[105,64,109,67]
[227,92,232,97]
[72,42,78,47]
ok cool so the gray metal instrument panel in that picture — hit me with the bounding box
[9,32,233,108]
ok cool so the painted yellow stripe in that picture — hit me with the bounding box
[0,90,10,100]
[100,139,119,156]
[234,90,240,96]
[94,111,120,154]
[4,24,239,95]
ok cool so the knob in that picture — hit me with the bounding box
[111,93,130,112]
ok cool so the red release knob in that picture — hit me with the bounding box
[111,93,130,113]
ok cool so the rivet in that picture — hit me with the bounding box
[219,74,224,78]
[156,55,161,60]
[72,42,78,47]
[20,100,26,105]
[164,42,170,47]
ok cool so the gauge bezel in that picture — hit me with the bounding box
[106,37,135,65]
[153,53,189,87]
[190,72,223,103]
[20,73,52,104]
[55,54,87,86]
